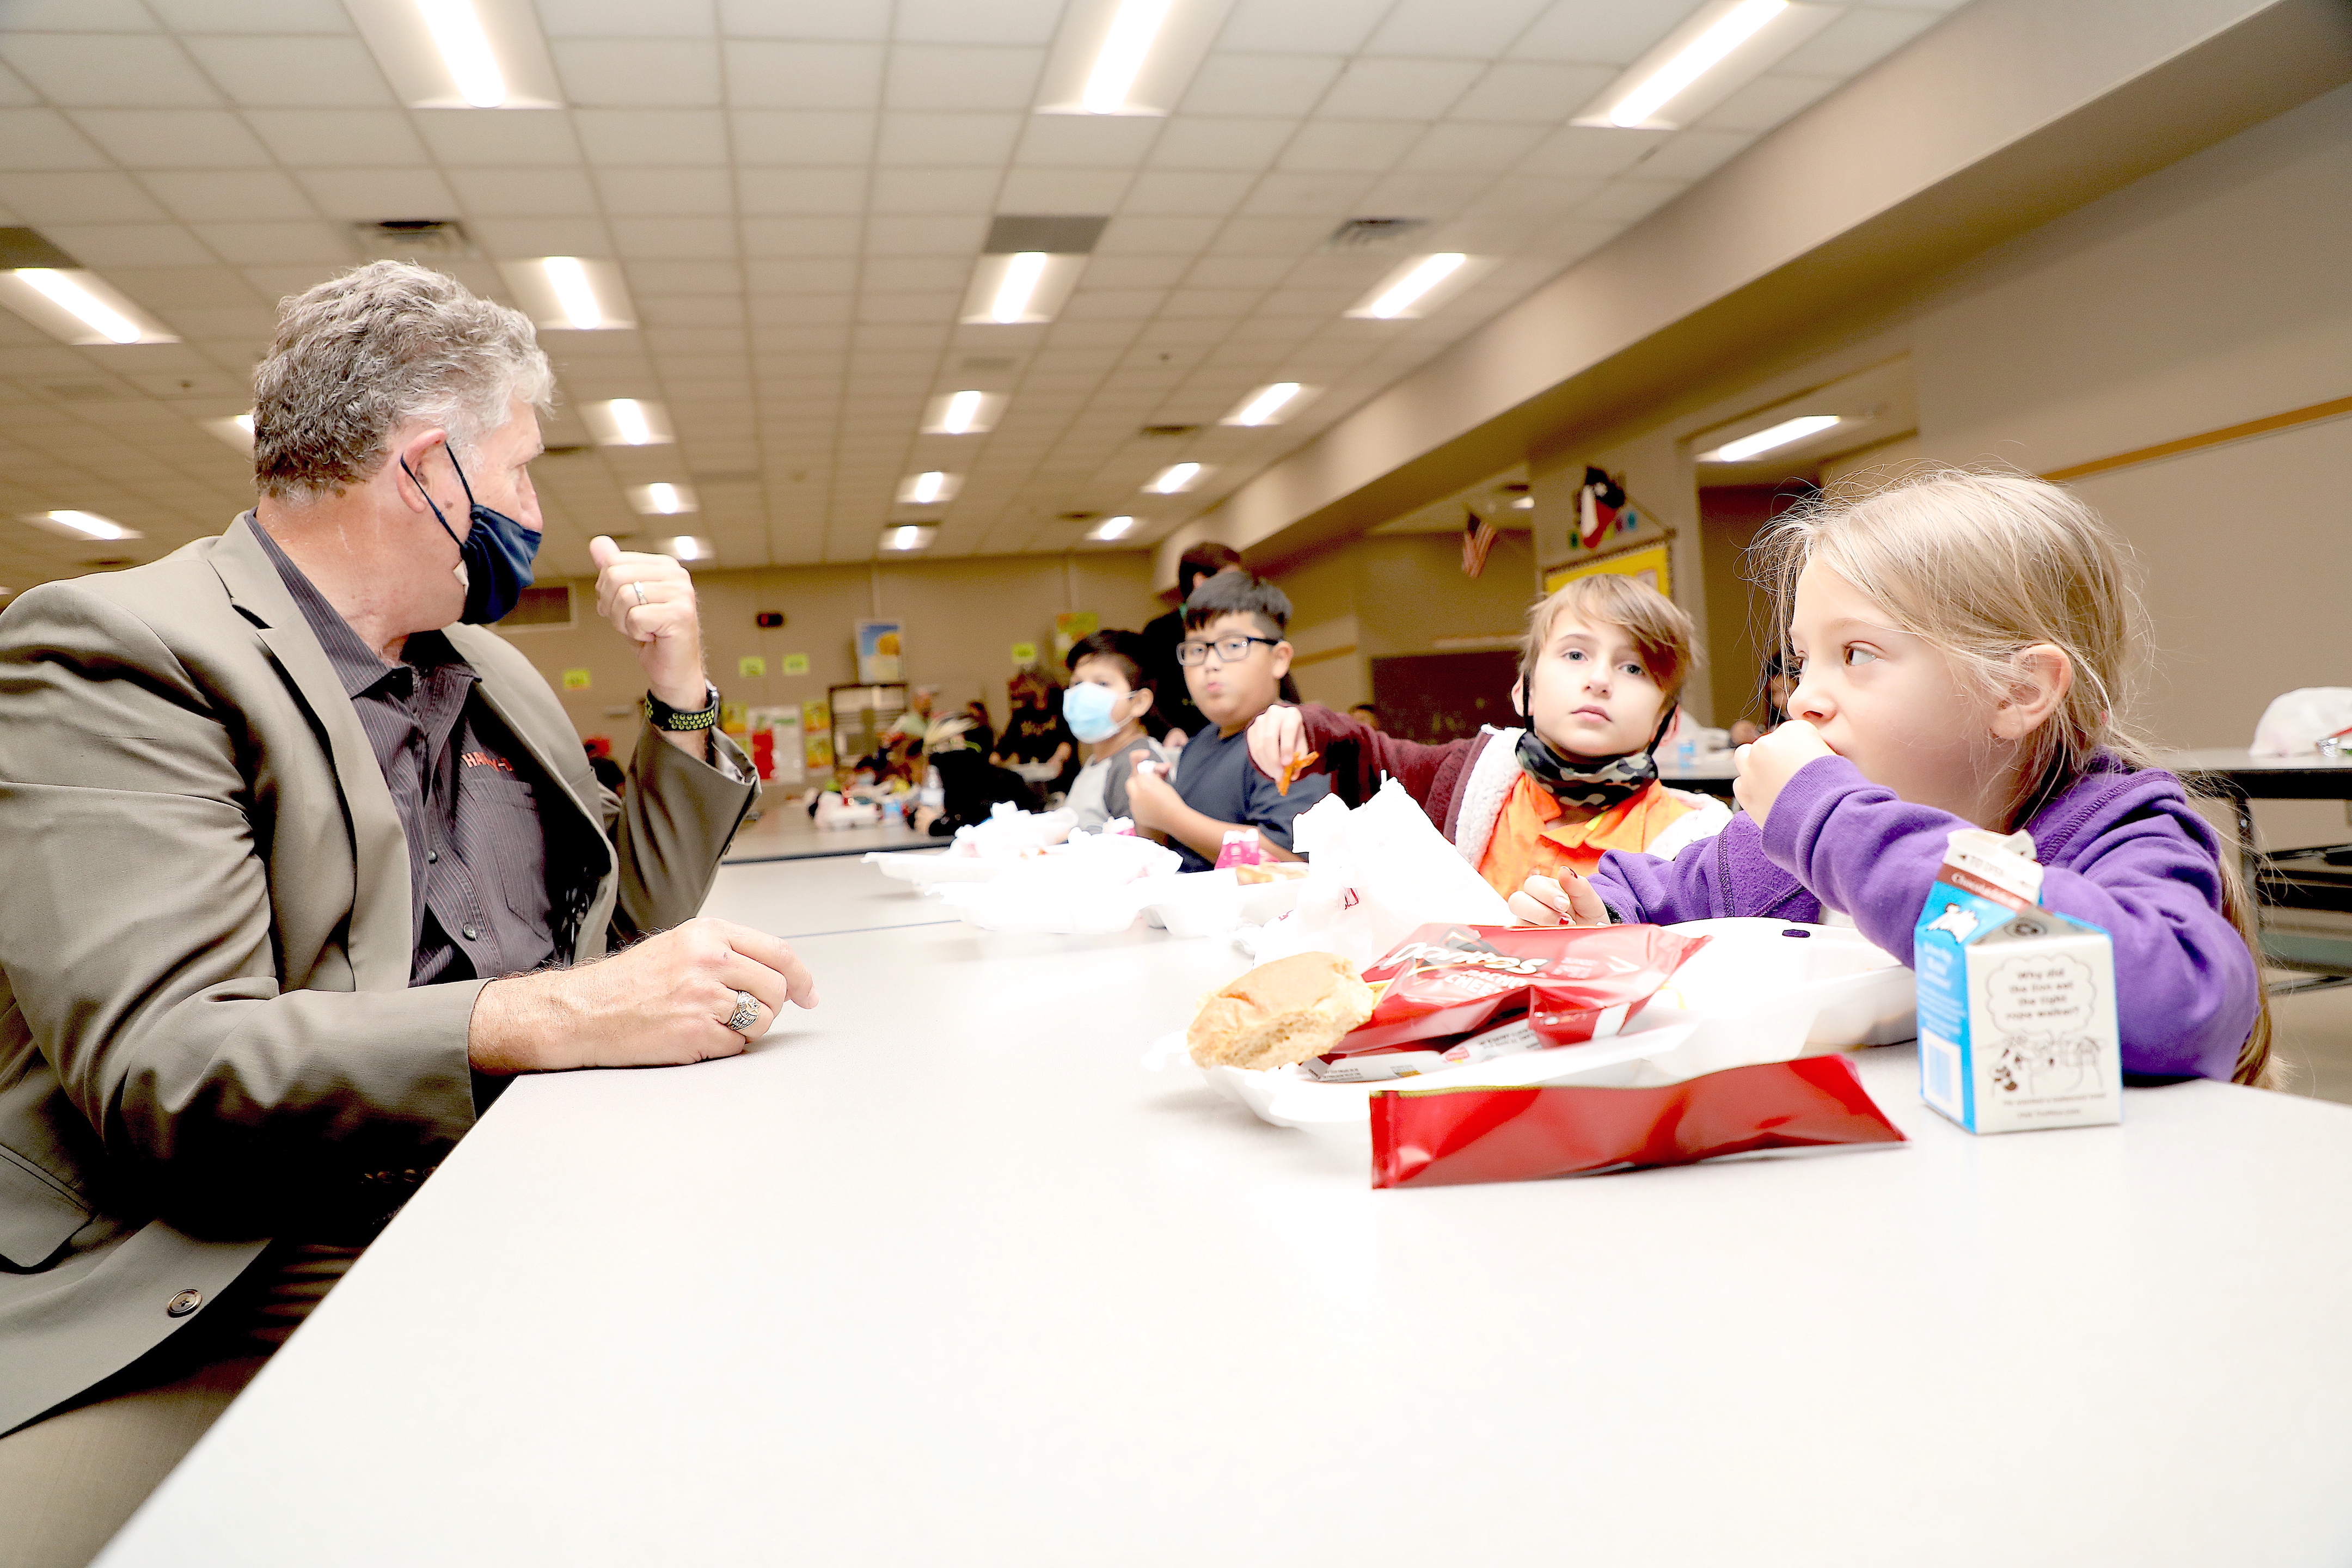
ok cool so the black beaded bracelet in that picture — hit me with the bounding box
[644,682,719,733]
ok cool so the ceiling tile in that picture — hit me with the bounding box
[465,216,615,255]
[242,108,428,168]
[737,168,867,215]
[863,213,990,254]
[1634,128,1757,182]
[0,35,219,107]
[875,111,1024,169]
[236,264,340,300]
[883,45,1045,112]
[190,219,360,266]
[1357,169,1487,218]
[610,217,739,259]
[740,216,863,255]
[1148,116,1297,171]
[869,168,1000,215]
[1208,215,1333,255]
[731,109,875,163]
[1214,0,1391,54]
[180,37,396,108]
[1517,124,1668,179]
[540,0,718,36]
[1455,60,1615,122]
[1693,74,1841,134]
[1179,54,1344,118]
[0,109,112,172]
[1277,120,1422,174]
[0,171,171,224]
[1509,1,1682,65]
[413,110,585,167]
[447,167,599,218]
[554,41,725,107]
[725,41,885,109]
[995,168,1131,213]
[146,0,354,31]
[1364,0,1553,59]
[1778,7,1945,77]
[571,109,730,167]
[1013,115,1163,169]
[291,168,461,221]
[1399,121,1545,173]
[716,0,891,41]
[1094,215,1220,256]
[598,168,736,217]
[1318,59,1483,120]
[0,0,159,29]
[38,223,216,268]
[1122,170,1257,217]
[891,0,1066,46]
[744,257,857,291]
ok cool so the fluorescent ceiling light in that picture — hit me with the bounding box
[1144,463,1203,495]
[581,397,670,445]
[36,510,140,542]
[659,535,713,562]
[897,471,960,506]
[203,412,256,454]
[991,253,1048,324]
[1349,254,1468,320]
[1608,0,1786,127]
[544,257,601,328]
[609,399,651,445]
[1081,0,1174,113]
[628,482,698,516]
[1088,515,1136,541]
[415,0,505,107]
[881,525,935,553]
[1222,382,1307,427]
[1509,495,1535,511]
[17,270,139,344]
[930,390,993,436]
[1700,414,1840,462]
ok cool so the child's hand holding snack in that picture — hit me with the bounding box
[1123,753,1181,833]
[1732,719,1836,829]
[1245,704,1308,781]
[1508,871,1614,928]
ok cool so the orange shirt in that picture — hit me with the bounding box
[1476,773,1696,901]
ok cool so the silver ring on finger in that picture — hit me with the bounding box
[725,990,761,1036]
[631,581,647,607]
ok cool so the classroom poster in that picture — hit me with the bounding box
[1543,538,1671,597]
[801,697,833,773]
[1052,611,1098,667]
[855,620,903,683]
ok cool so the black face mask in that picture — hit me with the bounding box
[1513,705,1680,813]
[401,445,540,624]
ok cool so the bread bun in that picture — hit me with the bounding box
[1187,952,1376,1070]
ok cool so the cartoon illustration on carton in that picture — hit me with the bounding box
[1982,951,2105,1098]
[1922,902,1980,942]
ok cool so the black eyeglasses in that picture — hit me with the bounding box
[1177,634,1280,667]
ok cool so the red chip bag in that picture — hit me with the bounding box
[1327,923,1708,1061]
[1369,1055,1908,1188]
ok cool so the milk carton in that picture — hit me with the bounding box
[1913,829,2122,1134]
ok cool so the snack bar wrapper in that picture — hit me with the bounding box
[1310,923,1708,1080]
[1370,1055,1907,1188]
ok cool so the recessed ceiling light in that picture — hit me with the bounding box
[415,0,506,108]
[925,390,999,435]
[1088,515,1137,541]
[959,249,1088,326]
[587,397,670,446]
[1222,382,1308,427]
[1510,495,1535,511]
[659,535,713,562]
[991,253,1048,324]
[34,509,140,542]
[203,412,256,454]
[881,525,936,553]
[543,257,600,328]
[499,257,634,331]
[1348,254,1469,320]
[17,269,139,343]
[897,471,960,506]
[1144,463,1203,494]
[1700,414,1841,462]
[628,482,698,516]
[1081,0,1174,113]
[0,266,176,346]
[1607,0,1786,128]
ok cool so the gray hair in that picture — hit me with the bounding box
[252,260,553,500]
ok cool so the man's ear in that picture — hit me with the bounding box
[1990,644,2072,740]
[393,428,449,514]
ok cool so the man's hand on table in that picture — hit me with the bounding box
[590,534,712,758]
[468,918,818,1073]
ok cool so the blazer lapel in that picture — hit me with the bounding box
[209,517,415,991]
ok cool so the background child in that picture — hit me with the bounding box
[1125,572,1329,870]
[1246,574,1729,897]
[1519,470,2269,1086]
[1061,629,1168,830]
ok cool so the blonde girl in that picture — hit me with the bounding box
[1518,469,2268,1086]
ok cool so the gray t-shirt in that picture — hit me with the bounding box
[1168,720,1330,872]
[1067,734,1169,830]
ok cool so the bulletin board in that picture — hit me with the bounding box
[1542,537,1672,597]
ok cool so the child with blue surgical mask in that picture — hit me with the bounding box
[1061,630,1169,831]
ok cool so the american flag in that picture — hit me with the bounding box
[1460,506,1499,577]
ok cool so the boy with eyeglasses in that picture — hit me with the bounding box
[1124,572,1328,871]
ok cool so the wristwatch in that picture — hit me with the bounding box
[644,682,720,733]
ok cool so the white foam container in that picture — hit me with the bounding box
[863,850,1005,885]
[1136,869,1304,936]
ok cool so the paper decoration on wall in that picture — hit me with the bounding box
[561,667,591,690]
[782,653,811,676]
[855,620,902,683]
[1460,506,1499,577]
[737,655,767,679]
[1052,611,1098,667]
[1545,537,1672,598]
[719,701,748,734]
[1010,641,1039,664]
[1575,466,1641,549]
[744,706,804,786]
[801,697,833,772]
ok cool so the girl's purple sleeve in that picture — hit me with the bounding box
[1760,755,2257,1081]
[1586,834,1726,925]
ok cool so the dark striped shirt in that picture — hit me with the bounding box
[252,521,555,985]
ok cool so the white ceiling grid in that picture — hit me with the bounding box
[0,0,1964,589]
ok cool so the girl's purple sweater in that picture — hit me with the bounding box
[1587,754,2259,1081]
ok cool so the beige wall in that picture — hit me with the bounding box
[499,550,1159,760]
[1270,531,1541,715]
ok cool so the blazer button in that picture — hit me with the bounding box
[462,923,480,940]
[166,1289,203,1318]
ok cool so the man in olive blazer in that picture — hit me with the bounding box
[0,262,816,1561]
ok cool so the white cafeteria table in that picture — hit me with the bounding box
[97,855,2352,1567]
